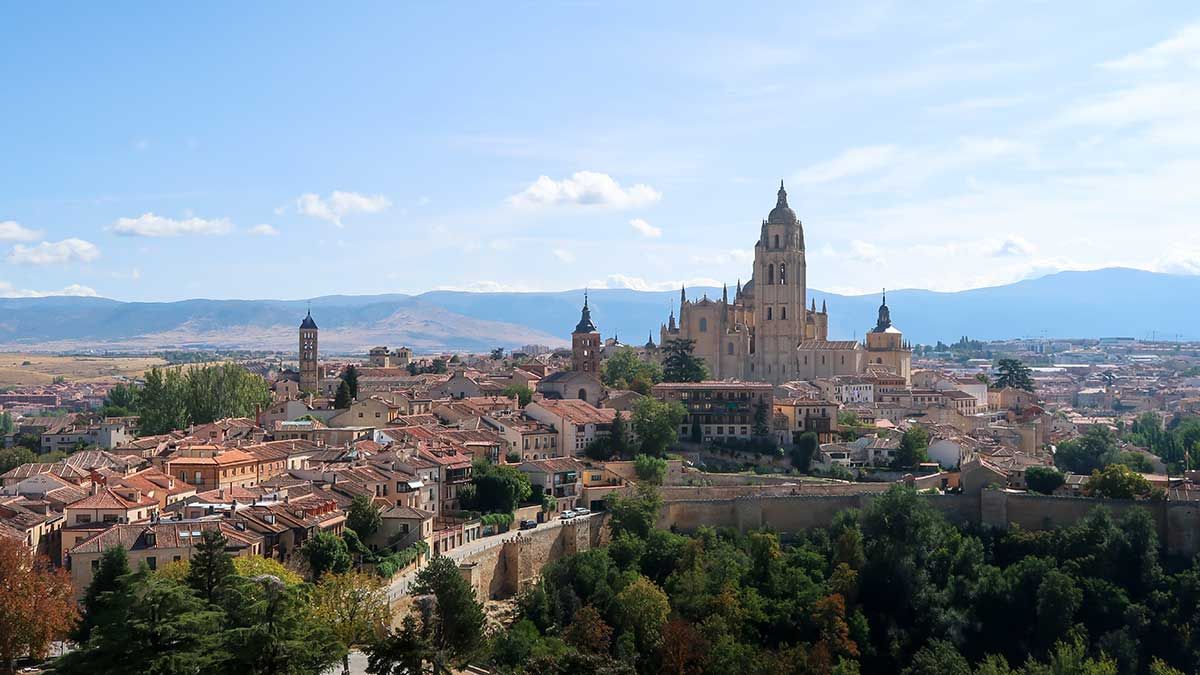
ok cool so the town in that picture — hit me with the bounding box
[2,185,1200,674]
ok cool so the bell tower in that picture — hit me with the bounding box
[752,181,807,382]
[571,292,601,373]
[299,308,320,392]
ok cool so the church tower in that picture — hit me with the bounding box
[571,292,601,374]
[864,291,912,383]
[752,181,807,382]
[299,309,320,393]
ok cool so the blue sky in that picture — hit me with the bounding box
[3,2,1200,301]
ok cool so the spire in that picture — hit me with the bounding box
[776,179,788,208]
[722,284,728,304]
[811,298,816,312]
[736,278,742,296]
[821,299,827,313]
[872,289,892,333]
[573,292,597,334]
[680,285,686,304]
[646,331,655,349]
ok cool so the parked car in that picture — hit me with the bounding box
[575,506,591,515]
[519,519,537,530]
[561,510,576,520]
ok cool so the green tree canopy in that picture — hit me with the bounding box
[1025,466,1066,495]
[633,454,667,485]
[631,396,685,457]
[661,338,709,383]
[1086,463,1152,499]
[503,383,534,407]
[343,365,360,400]
[994,358,1035,392]
[601,347,663,394]
[334,380,353,409]
[138,363,271,435]
[892,426,930,469]
[302,531,353,580]
[464,461,532,514]
[186,529,236,604]
[348,494,383,540]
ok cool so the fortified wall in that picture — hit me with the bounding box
[659,490,1200,557]
[456,514,608,601]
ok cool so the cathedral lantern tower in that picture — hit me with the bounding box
[299,309,320,393]
[864,290,912,383]
[752,181,808,381]
[572,292,601,374]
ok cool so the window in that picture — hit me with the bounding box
[780,263,786,285]
[77,514,91,524]
[578,388,587,401]
[699,317,708,332]
[767,264,774,285]
[146,556,157,571]
[727,342,734,355]
[774,234,779,248]
[767,307,772,320]
[781,306,787,320]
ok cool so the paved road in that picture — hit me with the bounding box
[385,513,595,604]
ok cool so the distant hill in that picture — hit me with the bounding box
[0,268,1196,353]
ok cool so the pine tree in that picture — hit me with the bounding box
[334,380,353,409]
[343,365,360,400]
[661,339,709,383]
[186,528,236,604]
[76,545,131,642]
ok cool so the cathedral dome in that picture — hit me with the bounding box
[767,180,799,225]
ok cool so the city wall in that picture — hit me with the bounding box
[659,490,1199,557]
[457,515,608,601]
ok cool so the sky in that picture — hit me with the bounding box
[3,2,1200,301]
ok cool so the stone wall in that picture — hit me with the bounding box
[659,490,1199,557]
[457,515,608,601]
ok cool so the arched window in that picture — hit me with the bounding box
[766,307,773,320]
[774,234,780,249]
[578,388,587,401]
[780,263,786,285]
[876,358,883,364]
[767,264,774,285]
[781,306,787,320]
[699,317,708,332]
[727,342,734,355]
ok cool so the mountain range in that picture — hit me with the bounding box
[0,268,1196,354]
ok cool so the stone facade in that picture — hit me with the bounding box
[299,310,320,393]
[660,182,912,385]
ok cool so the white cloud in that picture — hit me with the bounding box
[110,213,233,237]
[587,274,724,292]
[629,218,662,238]
[553,249,576,263]
[0,281,98,298]
[1153,246,1200,275]
[8,238,101,265]
[507,171,662,209]
[993,236,1036,257]
[1102,22,1200,71]
[925,96,1027,114]
[433,280,545,293]
[792,145,897,184]
[297,190,391,227]
[689,249,754,265]
[248,224,280,236]
[0,221,41,242]
[848,240,885,265]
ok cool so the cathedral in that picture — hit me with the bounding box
[660,182,912,385]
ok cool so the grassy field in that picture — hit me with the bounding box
[0,353,168,387]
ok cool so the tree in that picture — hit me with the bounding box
[348,494,383,540]
[182,362,272,426]
[77,545,130,642]
[632,396,685,457]
[466,461,532,514]
[564,605,613,654]
[752,399,770,438]
[611,576,670,657]
[902,639,970,675]
[605,485,662,540]
[186,529,236,604]
[55,572,223,675]
[1025,466,1066,495]
[491,347,505,360]
[334,380,353,409]
[1086,463,1152,499]
[138,367,189,435]
[371,555,486,673]
[659,618,708,675]
[975,373,990,386]
[0,411,12,436]
[610,410,631,457]
[503,383,533,407]
[302,531,353,580]
[312,571,390,675]
[343,365,360,400]
[220,574,343,675]
[0,539,77,672]
[1055,427,1119,474]
[661,339,709,383]
[892,426,930,469]
[791,432,818,472]
[633,454,667,485]
[601,347,663,391]
[101,383,139,416]
[0,446,36,474]
[994,358,1035,392]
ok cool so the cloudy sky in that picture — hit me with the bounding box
[3,3,1200,300]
